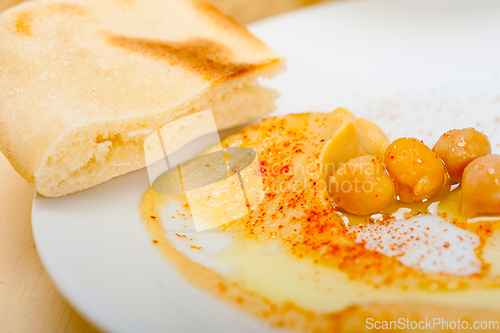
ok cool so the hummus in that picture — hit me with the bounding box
[140,109,500,332]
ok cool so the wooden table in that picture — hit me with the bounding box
[0,0,329,332]
[0,153,100,333]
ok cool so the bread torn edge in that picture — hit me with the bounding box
[33,61,284,197]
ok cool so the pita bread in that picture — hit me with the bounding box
[0,0,284,197]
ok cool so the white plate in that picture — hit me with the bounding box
[32,0,500,332]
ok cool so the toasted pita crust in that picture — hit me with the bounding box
[0,0,284,197]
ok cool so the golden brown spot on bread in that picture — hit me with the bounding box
[109,35,268,82]
[14,12,31,36]
[12,3,85,36]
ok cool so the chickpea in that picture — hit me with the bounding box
[461,154,500,218]
[433,128,491,183]
[330,155,396,215]
[385,138,446,203]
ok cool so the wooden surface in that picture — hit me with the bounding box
[0,0,330,332]
[0,153,101,333]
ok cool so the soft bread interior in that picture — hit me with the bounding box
[35,66,282,197]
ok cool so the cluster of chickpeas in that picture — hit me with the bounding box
[330,127,500,218]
